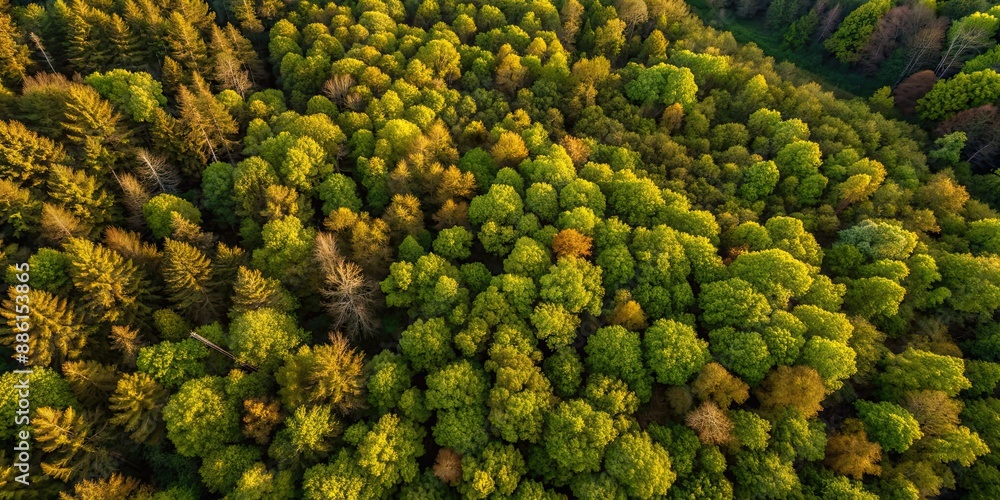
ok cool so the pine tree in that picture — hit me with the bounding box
[64,2,113,74]
[177,74,238,164]
[170,212,217,252]
[232,266,295,314]
[212,242,246,294]
[63,237,148,325]
[62,360,119,408]
[102,226,162,269]
[165,11,209,75]
[108,325,143,367]
[62,474,153,499]
[148,107,202,178]
[40,203,91,244]
[112,172,151,230]
[109,372,169,444]
[121,0,169,68]
[210,24,265,96]
[275,334,366,414]
[35,406,114,482]
[1,288,86,367]
[46,165,115,227]
[0,5,32,88]
[0,118,67,187]
[134,148,179,194]
[61,83,126,173]
[0,179,40,238]
[107,13,140,70]
[162,238,218,321]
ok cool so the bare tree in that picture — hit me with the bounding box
[112,171,150,230]
[39,203,90,244]
[817,4,842,41]
[29,33,56,73]
[893,70,938,115]
[322,74,355,108]
[315,232,382,338]
[135,149,179,194]
[895,9,947,83]
[937,105,1000,170]
[685,402,733,446]
[215,53,253,98]
[617,0,649,36]
[936,16,998,76]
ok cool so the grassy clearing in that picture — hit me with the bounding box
[685,0,894,98]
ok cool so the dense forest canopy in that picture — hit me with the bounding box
[0,0,999,498]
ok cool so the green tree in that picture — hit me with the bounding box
[399,318,456,373]
[162,376,240,457]
[275,336,365,414]
[143,194,202,239]
[699,278,772,330]
[459,442,526,499]
[199,445,261,494]
[855,400,922,453]
[530,302,580,350]
[228,308,308,371]
[644,318,710,385]
[108,373,168,444]
[586,325,653,402]
[356,413,426,491]
[542,399,617,475]
[136,339,208,389]
[84,69,166,122]
[824,0,892,63]
[486,344,554,443]
[539,256,604,316]
[625,63,698,110]
[880,348,971,400]
[604,432,676,499]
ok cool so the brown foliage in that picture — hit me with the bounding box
[936,105,1000,170]
[686,402,733,445]
[552,228,593,260]
[901,390,962,436]
[433,199,470,229]
[40,203,90,244]
[315,232,382,338]
[893,70,937,116]
[755,365,826,418]
[560,135,591,167]
[243,397,281,445]
[825,419,882,479]
[433,448,463,486]
[323,74,355,107]
[109,325,143,367]
[660,103,684,132]
[103,226,162,268]
[860,5,939,76]
[692,362,749,409]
